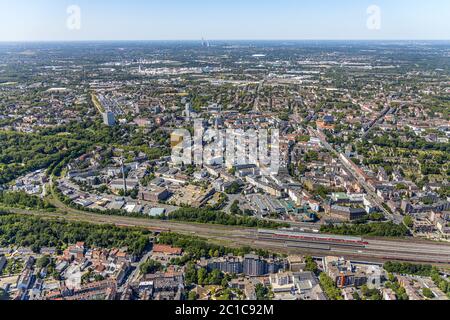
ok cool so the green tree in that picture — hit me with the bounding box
[255,283,271,300]
[188,291,198,300]
[304,256,318,274]
[422,288,434,299]
[36,255,51,269]
[140,259,163,275]
[403,216,414,228]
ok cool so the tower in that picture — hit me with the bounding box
[120,158,127,193]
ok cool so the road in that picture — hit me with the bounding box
[7,207,450,266]
[361,106,397,139]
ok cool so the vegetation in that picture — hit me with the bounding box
[185,264,227,286]
[36,255,51,269]
[224,182,242,195]
[255,283,273,300]
[0,258,24,276]
[403,216,414,228]
[229,200,243,215]
[140,259,163,274]
[0,131,89,184]
[385,274,409,300]
[321,222,409,237]
[361,285,382,300]
[0,191,54,210]
[383,261,433,277]
[384,263,450,299]
[431,268,450,298]
[167,207,288,229]
[422,288,435,299]
[0,214,151,255]
[319,273,342,300]
[158,233,275,266]
[304,256,318,274]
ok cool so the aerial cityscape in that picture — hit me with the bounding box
[0,0,449,306]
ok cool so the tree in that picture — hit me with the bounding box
[319,273,343,300]
[184,262,198,285]
[403,216,414,228]
[225,182,242,195]
[304,256,318,274]
[255,283,271,300]
[230,201,243,215]
[188,291,198,300]
[94,274,105,282]
[197,268,208,286]
[422,288,434,299]
[36,255,51,269]
[140,259,162,275]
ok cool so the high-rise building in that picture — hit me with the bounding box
[243,254,266,276]
[185,103,193,120]
[103,111,116,126]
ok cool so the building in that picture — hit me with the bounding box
[206,254,283,277]
[324,257,368,288]
[243,254,283,277]
[103,111,116,126]
[287,255,306,272]
[328,205,367,221]
[0,255,6,274]
[153,245,183,256]
[139,188,171,202]
[207,255,244,274]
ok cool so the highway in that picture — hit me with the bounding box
[7,207,450,266]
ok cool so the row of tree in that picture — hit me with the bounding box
[320,222,410,237]
[158,233,275,265]
[0,191,54,210]
[0,214,151,255]
[166,208,288,229]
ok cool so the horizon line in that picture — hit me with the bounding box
[1,39,450,43]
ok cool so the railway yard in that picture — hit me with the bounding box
[8,207,450,266]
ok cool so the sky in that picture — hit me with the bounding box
[0,0,449,41]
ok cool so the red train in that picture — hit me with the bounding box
[258,229,369,247]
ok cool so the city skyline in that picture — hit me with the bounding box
[1,0,450,41]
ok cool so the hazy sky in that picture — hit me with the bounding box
[0,0,449,41]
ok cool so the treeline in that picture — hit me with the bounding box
[320,222,410,237]
[40,120,170,160]
[383,261,434,277]
[0,214,151,255]
[431,268,450,298]
[0,191,54,210]
[319,273,342,300]
[384,261,450,298]
[185,263,230,287]
[158,233,274,265]
[371,134,450,153]
[166,208,288,229]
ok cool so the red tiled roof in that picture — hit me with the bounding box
[153,244,182,255]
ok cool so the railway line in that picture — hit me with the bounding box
[6,207,450,266]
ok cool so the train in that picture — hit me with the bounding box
[258,229,369,248]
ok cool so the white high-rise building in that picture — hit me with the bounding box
[103,111,116,126]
